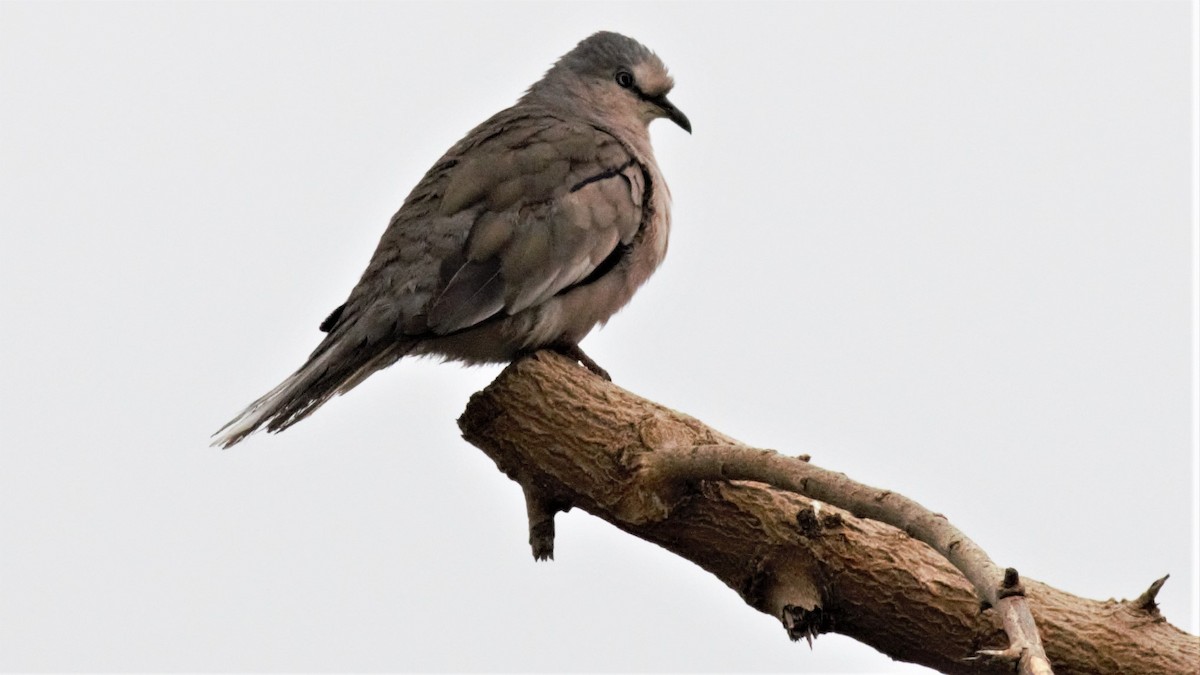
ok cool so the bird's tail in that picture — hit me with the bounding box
[211,337,412,448]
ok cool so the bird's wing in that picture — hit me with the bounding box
[424,118,645,334]
[318,111,645,345]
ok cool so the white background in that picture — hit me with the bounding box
[1,2,1195,673]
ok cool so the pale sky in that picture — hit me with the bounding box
[1,1,1195,673]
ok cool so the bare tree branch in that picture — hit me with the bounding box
[646,444,1051,674]
[458,352,1200,674]
[1133,574,1170,613]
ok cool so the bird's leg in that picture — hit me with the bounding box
[546,342,611,381]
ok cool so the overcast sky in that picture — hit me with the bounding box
[1,1,1195,673]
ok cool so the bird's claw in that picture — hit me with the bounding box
[547,343,611,381]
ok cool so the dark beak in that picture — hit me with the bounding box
[650,94,692,134]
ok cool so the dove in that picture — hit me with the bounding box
[214,31,689,448]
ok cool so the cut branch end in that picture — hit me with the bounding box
[521,483,565,561]
[782,604,827,646]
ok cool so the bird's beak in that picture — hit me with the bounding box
[650,94,692,134]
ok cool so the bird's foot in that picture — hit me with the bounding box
[547,342,611,381]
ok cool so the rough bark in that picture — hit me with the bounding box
[646,444,1050,672]
[457,352,1200,674]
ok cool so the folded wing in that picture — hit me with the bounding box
[424,119,646,334]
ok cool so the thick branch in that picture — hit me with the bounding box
[458,352,1199,674]
[648,445,1050,674]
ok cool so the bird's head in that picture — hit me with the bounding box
[524,31,691,135]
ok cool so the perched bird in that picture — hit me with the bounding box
[214,31,690,448]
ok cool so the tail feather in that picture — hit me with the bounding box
[212,339,412,448]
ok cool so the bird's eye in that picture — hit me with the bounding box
[615,71,634,89]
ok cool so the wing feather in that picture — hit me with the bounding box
[426,120,644,335]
